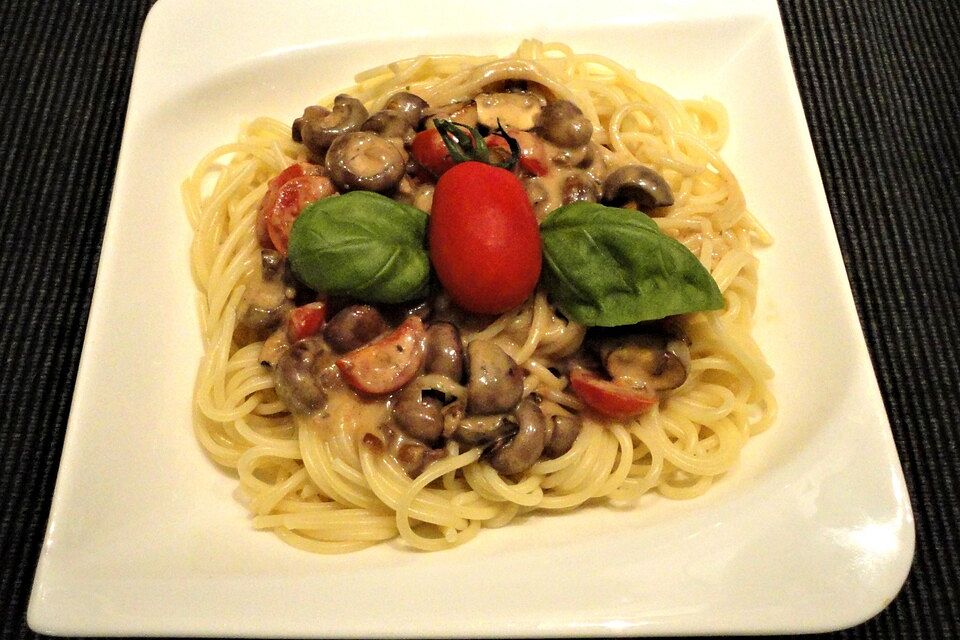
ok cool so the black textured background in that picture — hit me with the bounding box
[1,1,958,638]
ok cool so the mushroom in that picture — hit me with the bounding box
[465,340,524,414]
[383,91,429,126]
[600,165,674,211]
[536,100,593,148]
[599,333,689,392]
[297,94,369,157]
[292,105,329,143]
[489,399,547,475]
[362,109,416,147]
[273,337,337,415]
[323,304,388,353]
[475,92,543,131]
[233,250,295,346]
[325,131,405,192]
[424,101,478,128]
[424,322,464,381]
[380,424,446,477]
[543,415,582,458]
[452,414,515,447]
[561,171,599,205]
[392,393,444,445]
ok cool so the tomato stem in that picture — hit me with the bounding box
[434,118,519,170]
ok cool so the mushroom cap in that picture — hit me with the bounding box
[324,131,405,193]
[601,165,674,211]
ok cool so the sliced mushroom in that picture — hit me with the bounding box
[466,340,524,415]
[489,399,546,475]
[600,333,688,391]
[453,414,515,447]
[544,414,582,458]
[561,171,599,205]
[383,91,429,126]
[475,92,543,131]
[536,100,593,148]
[424,101,478,128]
[381,424,446,477]
[601,165,674,211]
[424,322,463,381]
[362,109,416,147]
[323,304,388,353]
[393,394,444,445]
[298,95,368,157]
[273,337,337,415]
[234,250,295,346]
[325,131,405,193]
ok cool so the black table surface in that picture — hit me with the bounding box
[2,1,958,638]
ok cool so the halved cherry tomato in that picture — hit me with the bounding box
[429,161,542,314]
[410,129,457,178]
[336,316,426,394]
[257,163,334,254]
[485,131,549,176]
[286,302,327,343]
[569,368,657,418]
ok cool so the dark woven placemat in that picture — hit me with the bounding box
[1,1,957,638]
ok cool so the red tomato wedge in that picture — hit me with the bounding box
[569,368,657,418]
[429,162,542,314]
[257,163,334,254]
[485,131,549,176]
[286,302,327,343]
[336,316,426,395]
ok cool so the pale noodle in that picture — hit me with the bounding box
[185,40,775,553]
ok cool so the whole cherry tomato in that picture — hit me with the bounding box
[429,161,542,314]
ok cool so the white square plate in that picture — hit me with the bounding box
[28,0,914,635]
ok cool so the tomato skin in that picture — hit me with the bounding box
[257,163,333,254]
[336,316,426,395]
[429,162,542,314]
[411,129,456,178]
[485,131,549,176]
[569,368,657,418]
[286,302,326,343]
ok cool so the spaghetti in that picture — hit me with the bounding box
[185,40,775,553]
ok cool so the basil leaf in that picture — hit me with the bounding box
[287,191,430,303]
[540,202,724,326]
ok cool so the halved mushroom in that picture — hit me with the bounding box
[536,100,593,148]
[489,399,547,475]
[383,91,429,126]
[323,305,388,353]
[380,424,446,477]
[292,105,330,143]
[424,322,464,381]
[423,101,478,128]
[466,340,524,415]
[544,414,582,458]
[274,337,337,415]
[362,109,416,147]
[325,131,405,193]
[601,165,674,211]
[600,333,689,392]
[234,250,295,346]
[475,92,543,131]
[297,95,368,157]
[452,414,515,447]
[392,393,444,445]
